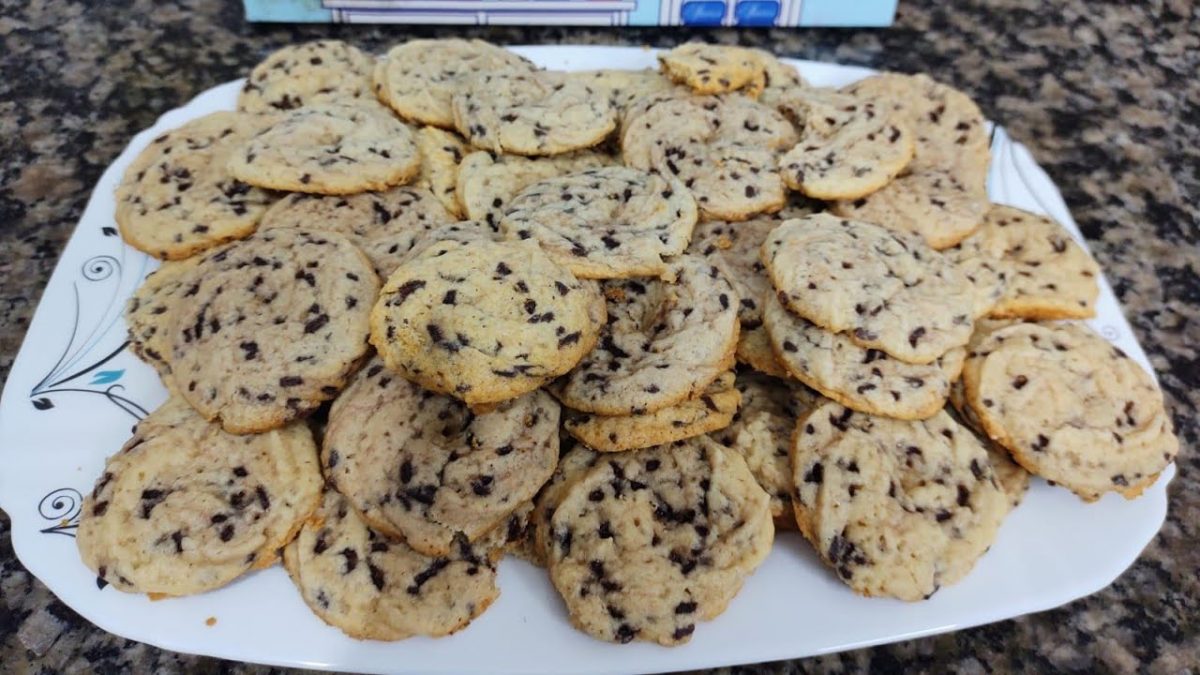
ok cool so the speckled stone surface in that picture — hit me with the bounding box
[1,0,1197,672]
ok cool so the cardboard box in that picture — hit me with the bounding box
[244,0,897,27]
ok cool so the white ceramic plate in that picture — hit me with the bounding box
[0,46,1173,675]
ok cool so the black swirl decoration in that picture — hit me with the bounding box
[28,249,149,419]
[81,255,118,281]
[38,488,83,537]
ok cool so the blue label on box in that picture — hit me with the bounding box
[244,0,896,26]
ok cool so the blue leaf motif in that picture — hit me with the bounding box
[89,369,124,385]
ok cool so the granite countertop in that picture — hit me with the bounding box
[1,0,1197,672]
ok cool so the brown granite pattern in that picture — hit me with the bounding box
[1,0,1198,672]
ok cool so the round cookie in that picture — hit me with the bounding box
[622,94,796,221]
[228,102,421,195]
[323,358,560,555]
[829,168,989,250]
[960,322,1177,501]
[238,40,375,113]
[456,149,617,231]
[370,238,605,407]
[126,258,200,378]
[563,371,740,453]
[547,436,774,645]
[762,214,975,364]
[451,69,616,156]
[77,397,321,596]
[115,111,279,260]
[501,166,697,279]
[658,43,766,97]
[843,72,991,181]
[413,126,470,219]
[550,255,741,416]
[791,402,1009,600]
[282,489,499,640]
[258,185,452,279]
[777,88,916,200]
[686,217,787,375]
[711,371,822,525]
[570,69,679,119]
[374,39,536,129]
[974,204,1101,319]
[763,292,965,420]
[169,227,379,434]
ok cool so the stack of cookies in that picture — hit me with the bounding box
[77,38,1178,646]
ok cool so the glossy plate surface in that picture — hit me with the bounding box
[0,46,1172,675]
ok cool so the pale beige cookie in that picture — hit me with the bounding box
[961,322,1177,501]
[501,166,697,279]
[283,490,499,641]
[686,217,788,376]
[547,437,773,645]
[323,357,559,555]
[570,69,679,119]
[711,371,822,525]
[238,40,375,113]
[456,149,616,231]
[452,69,616,156]
[843,72,991,181]
[941,223,1011,319]
[974,204,1101,319]
[529,445,602,567]
[228,102,421,195]
[763,293,965,420]
[374,39,536,128]
[791,402,1008,600]
[370,238,606,407]
[169,228,379,434]
[126,258,201,378]
[549,256,741,416]
[658,43,766,97]
[736,326,790,378]
[778,88,915,200]
[563,371,740,452]
[259,185,451,279]
[413,126,469,219]
[622,94,796,221]
[753,49,809,109]
[762,214,975,364]
[77,398,321,596]
[395,220,505,266]
[115,111,279,260]
[829,167,989,250]
[948,382,1032,510]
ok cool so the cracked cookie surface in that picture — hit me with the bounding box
[791,402,1008,601]
[762,214,974,364]
[547,436,773,645]
[169,227,378,433]
[501,166,697,279]
[961,322,1177,501]
[370,238,605,406]
[283,489,500,640]
[550,255,740,416]
[77,398,321,596]
[116,111,279,260]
